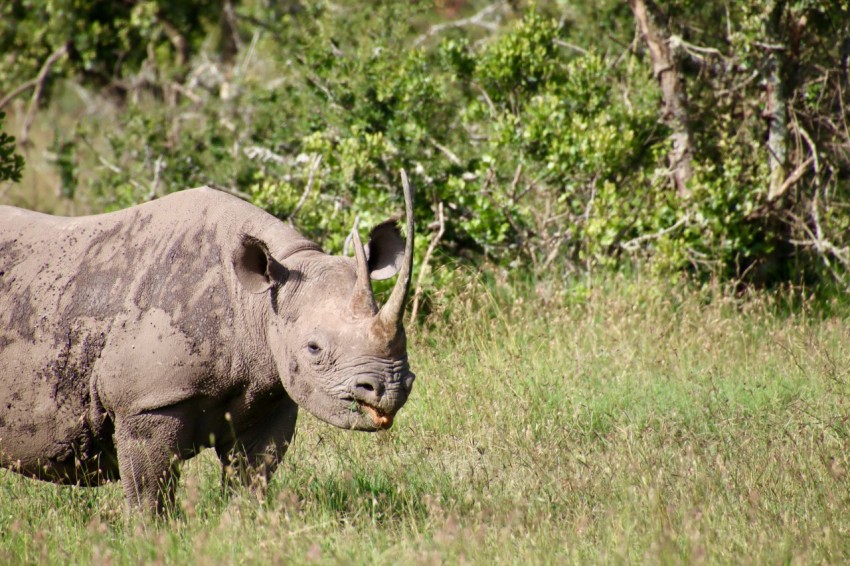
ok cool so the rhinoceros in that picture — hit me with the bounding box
[0,174,415,513]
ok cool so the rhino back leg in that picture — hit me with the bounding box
[216,396,298,495]
[114,409,196,514]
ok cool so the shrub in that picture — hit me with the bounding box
[0,112,24,183]
[5,0,850,294]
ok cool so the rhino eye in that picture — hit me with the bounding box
[306,342,322,355]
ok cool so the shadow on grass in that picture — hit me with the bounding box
[299,472,427,523]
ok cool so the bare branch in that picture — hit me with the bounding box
[795,124,820,174]
[413,3,505,47]
[474,83,497,117]
[158,17,189,67]
[620,214,691,252]
[170,82,203,104]
[429,138,462,166]
[410,201,446,324]
[508,163,523,201]
[97,155,123,175]
[668,35,728,75]
[235,30,261,79]
[146,156,166,201]
[767,156,814,202]
[294,54,336,103]
[753,41,786,51]
[289,154,322,225]
[244,145,288,165]
[553,39,589,56]
[343,215,361,257]
[480,168,537,269]
[0,79,39,111]
[670,36,723,57]
[790,197,850,286]
[14,44,70,145]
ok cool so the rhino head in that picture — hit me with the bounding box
[233,173,416,431]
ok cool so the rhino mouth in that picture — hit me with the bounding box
[358,402,394,429]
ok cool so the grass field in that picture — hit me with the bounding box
[1,274,850,564]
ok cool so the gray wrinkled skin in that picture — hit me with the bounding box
[0,187,415,513]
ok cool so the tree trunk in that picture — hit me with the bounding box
[219,0,241,65]
[765,1,789,201]
[628,0,694,198]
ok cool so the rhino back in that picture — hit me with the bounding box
[1,192,234,354]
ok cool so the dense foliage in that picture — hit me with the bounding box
[0,0,241,91]
[0,112,24,183]
[2,0,850,293]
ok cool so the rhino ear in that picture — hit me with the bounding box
[365,218,405,281]
[234,235,277,293]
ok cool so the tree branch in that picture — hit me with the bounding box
[288,154,322,225]
[767,156,813,202]
[343,215,360,257]
[410,201,446,324]
[146,155,166,201]
[619,214,691,252]
[413,3,505,47]
[12,44,70,145]
[0,79,39,111]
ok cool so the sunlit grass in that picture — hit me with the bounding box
[2,274,850,563]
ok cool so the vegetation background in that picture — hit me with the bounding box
[2,0,850,563]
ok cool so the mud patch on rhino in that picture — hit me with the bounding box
[39,325,107,411]
[133,226,232,355]
[62,218,164,321]
[63,265,128,321]
[0,238,22,280]
[0,239,24,301]
[0,239,42,342]
[6,285,38,342]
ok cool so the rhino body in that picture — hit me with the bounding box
[0,185,415,512]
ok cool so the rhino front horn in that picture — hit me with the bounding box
[374,169,415,337]
[348,223,379,318]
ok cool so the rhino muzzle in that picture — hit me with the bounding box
[349,369,415,429]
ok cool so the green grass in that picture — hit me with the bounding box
[2,275,850,564]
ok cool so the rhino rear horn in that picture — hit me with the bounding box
[373,169,414,336]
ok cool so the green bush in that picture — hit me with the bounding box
[85,5,661,272]
[0,112,24,183]
[0,0,236,91]
[4,0,850,293]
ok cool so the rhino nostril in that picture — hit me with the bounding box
[353,376,384,400]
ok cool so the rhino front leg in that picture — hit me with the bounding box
[216,397,298,496]
[115,411,189,515]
